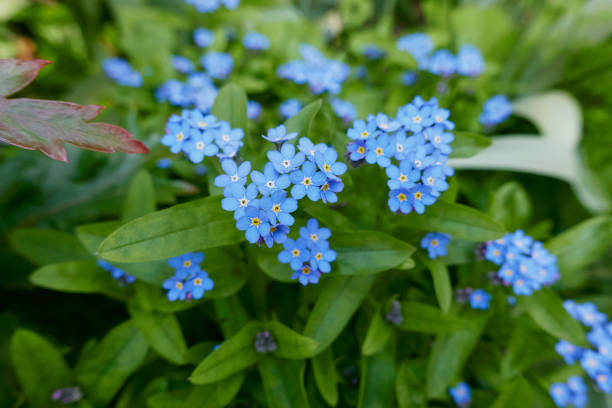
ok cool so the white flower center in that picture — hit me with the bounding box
[396,144,404,152]
[282,160,291,168]
[222,134,230,141]
[266,181,275,188]
[231,175,239,182]
[196,141,205,150]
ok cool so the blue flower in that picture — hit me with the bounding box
[194,28,214,47]
[595,372,612,393]
[396,33,433,61]
[189,111,219,131]
[363,44,385,59]
[185,0,220,13]
[347,118,378,140]
[469,289,491,310]
[300,218,331,247]
[298,137,327,161]
[421,233,450,259]
[259,190,298,226]
[290,161,326,200]
[457,44,485,77]
[406,145,434,171]
[315,147,348,179]
[278,238,310,270]
[172,56,194,73]
[426,49,457,77]
[168,252,204,279]
[330,98,357,122]
[388,189,412,214]
[265,224,290,247]
[421,166,449,195]
[201,52,233,79]
[386,160,420,190]
[580,350,610,377]
[250,162,291,195]
[262,125,298,143]
[185,271,214,299]
[375,113,401,133]
[280,99,302,119]
[347,140,367,161]
[480,95,513,126]
[220,0,239,9]
[319,178,344,204]
[309,241,336,273]
[401,70,417,85]
[183,130,219,163]
[156,158,172,169]
[292,263,321,285]
[247,101,262,120]
[364,136,393,168]
[97,260,135,284]
[555,340,583,364]
[243,31,270,51]
[236,206,271,244]
[221,183,259,220]
[409,185,436,214]
[388,131,418,160]
[449,382,471,407]
[550,383,571,407]
[397,103,434,133]
[214,159,251,194]
[163,276,188,301]
[575,302,607,327]
[162,116,191,154]
[267,143,306,174]
[103,58,143,87]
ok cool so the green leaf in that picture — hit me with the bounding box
[519,288,588,347]
[422,257,452,313]
[257,254,294,283]
[10,329,72,407]
[398,301,465,334]
[185,341,218,365]
[394,201,505,242]
[311,348,338,407]
[284,99,322,138]
[488,181,532,231]
[426,311,488,397]
[304,275,376,355]
[450,131,492,159]
[501,319,558,379]
[122,169,156,222]
[545,216,612,283]
[302,202,358,231]
[9,228,92,265]
[186,372,245,408]
[129,304,188,365]
[76,221,122,254]
[147,389,190,408]
[333,230,416,276]
[75,320,148,405]
[30,261,126,300]
[190,322,262,384]
[358,335,396,408]
[491,376,532,408]
[211,83,248,132]
[396,363,426,408]
[0,59,148,162]
[257,358,311,408]
[98,196,244,263]
[268,321,319,360]
[362,305,393,356]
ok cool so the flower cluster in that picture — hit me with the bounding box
[156,72,218,112]
[421,232,450,259]
[345,96,455,215]
[280,99,302,119]
[184,0,239,13]
[278,219,336,286]
[97,260,135,285]
[469,289,491,310]
[277,44,350,94]
[51,387,83,404]
[479,95,513,126]
[201,52,234,79]
[243,31,270,51]
[330,98,357,123]
[161,109,244,162]
[397,33,484,78]
[102,58,143,87]
[162,252,213,301]
[484,230,559,296]
[449,382,471,407]
[194,28,214,48]
[363,44,385,60]
[550,376,587,408]
[551,300,612,405]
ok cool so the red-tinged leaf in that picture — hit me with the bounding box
[0,59,148,162]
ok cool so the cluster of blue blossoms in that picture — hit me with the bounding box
[156,71,218,112]
[449,382,471,407]
[97,260,135,285]
[162,252,214,301]
[346,96,455,215]
[102,58,143,87]
[280,99,302,119]
[479,95,513,126]
[184,0,239,13]
[484,230,559,296]
[330,98,357,123]
[421,232,450,259]
[277,44,350,94]
[278,219,336,285]
[551,301,612,406]
[397,33,485,78]
[242,31,270,51]
[162,109,244,162]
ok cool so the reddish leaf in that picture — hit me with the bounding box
[0,59,148,162]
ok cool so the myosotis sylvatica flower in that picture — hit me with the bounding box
[163,252,213,301]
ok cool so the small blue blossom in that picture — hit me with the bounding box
[550,383,571,407]
[421,233,450,259]
[262,125,298,143]
[280,99,302,119]
[401,70,417,85]
[221,183,259,220]
[449,382,471,407]
[265,223,290,247]
[315,147,348,178]
[183,130,219,163]
[421,165,449,195]
[388,189,412,214]
[214,159,251,194]
[185,0,219,13]
[330,98,357,122]
[260,190,298,226]
[426,49,457,77]
[480,95,513,126]
[298,137,327,161]
[375,113,401,133]
[347,118,378,140]
[243,31,270,51]
[162,276,188,301]
[290,161,326,200]
[386,160,420,190]
[162,117,192,154]
[363,44,385,59]
[268,143,306,174]
[168,252,204,279]
[575,302,608,327]
[236,206,271,244]
[580,350,609,378]
[397,33,434,61]
[309,241,336,273]
[300,218,331,246]
[194,28,214,47]
[184,271,214,299]
[292,263,321,286]
[409,185,436,214]
[247,100,263,120]
[250,162,291,195]
[103,58,143,87]
[278,238,311,270]
[364,136,393,168]
[97,260,135,284]
[156,158,172,169]
[319,178,344,204]
[213,121,244,154]
[201,52,233,79]
[189,111,219,131]
[432,106,455,130]
[555,340,584,364]
[347,140,367,161]
[172,56,194,73]
[469,289,491,310]
[220,0,239,9]
[595,372,612,393]
[457,44,485,77]
[397,103,434,133]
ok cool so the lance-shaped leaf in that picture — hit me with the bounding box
[0,59,148,162]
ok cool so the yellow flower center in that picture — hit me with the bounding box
[198,121,207,128]
[323,164,331,171]
[175,282,183,289]
[311,233,318,241]
[251,217,261,226]
[436,115,442,122]
[194,278,202,285]
[375,147,383,156]
[176,132,185,141]
[413,115,422,123]
[357,146,365,154]
[427,177,434,185]
[291,249,300,257]
[270,225,277,233]
[303,177,312,186]
[399,174,408,182]
[322,183,330,191]
[222,134,230,141]
[183,260,192,268]
[493,249,500,256]
[414,191,423,200]
[397,193,407,202]
[315,253,323,260]
[272,204,281,213]
[431,239,438,247]
[361,131,369,138]
[302,266,311,275]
